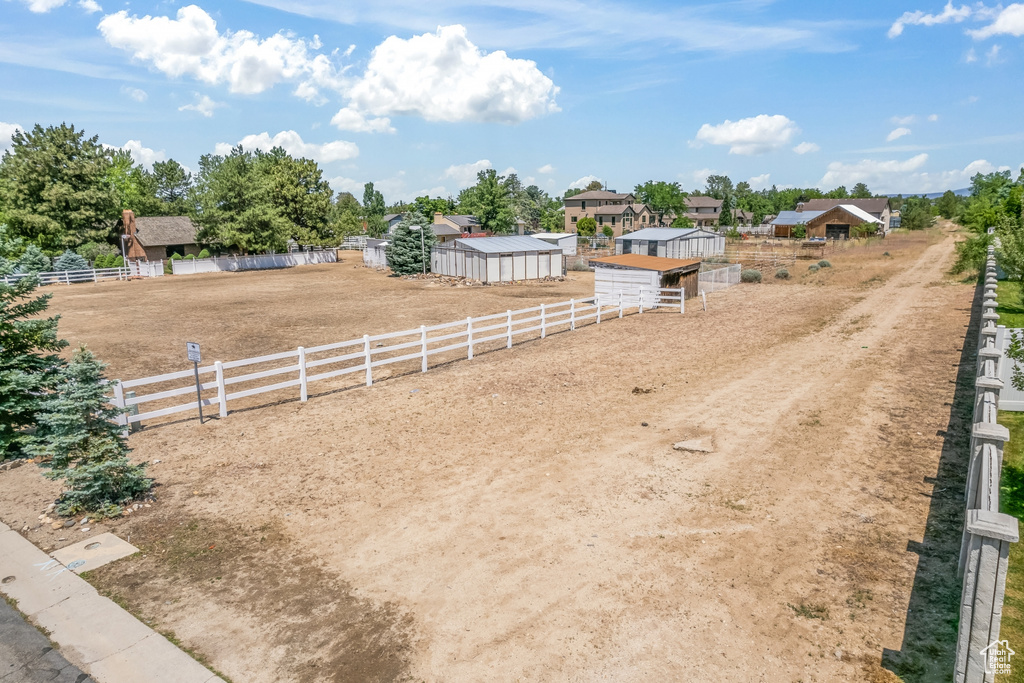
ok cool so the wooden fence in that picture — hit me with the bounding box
[111,289,686,428]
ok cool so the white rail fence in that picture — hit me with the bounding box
[363,245,389,268]
[2,261,164,286]
[171,249,335,275]
[953,244,1019,682]
[698,264,741,292]
[111,288,687,428]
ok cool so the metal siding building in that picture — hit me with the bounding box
[431,236,563,282]
[614,228,725,258]
[529,233,578,256]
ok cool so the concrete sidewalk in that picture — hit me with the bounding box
[0,521,223,683]
[0,598,93,682]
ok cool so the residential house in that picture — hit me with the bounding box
[433,212,485,235]
[430,223,462,244]
[382,214,405,234]
[594,203,658,236]
[771,205,883,239]
[563,190,633,234]
[796,197,894,233]
[681,196,723,228]
[121,210,201,261]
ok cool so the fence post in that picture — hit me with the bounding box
[297,346,308,402]
[363,334,373,387]
[541,304,547,338]
[421,325,428,372]
[954,510,1019,682]
[125,391,139,433]
[680,290,685,314]
[506,311,513,348]
[639,287,645,314]
[570,299,576,331]
[596,296,602,324]
[64,270,70,285]
[215,361,227,418]
[701,290,707,311]
[92,269,97,283]
[467,317,474,359]
[112,380,127,432]
[618,291,623,318]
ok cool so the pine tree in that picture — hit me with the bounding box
[53,249,89,272]
[0,272,67,459]
[16,245,50,273]
[29,347,151,515]
[386,212,435,275]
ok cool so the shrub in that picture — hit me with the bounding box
[726,228,741,240]
[108,255,124,268]
[76,242,116,263]
[775,268,790,280]
[601,226,614,238]
[163,260,173,275]
[197,248,211,259]
[568,258,592,272]
[16,245,51,274]
[93,254,110,268]
[883,251,890,257]
[818,259,832,268]
[792,224,807,239]
[52,249,89,272]
[740,269,762,283]
[808,264,820,273]
[170,252,183,260]
[184,254,196,260]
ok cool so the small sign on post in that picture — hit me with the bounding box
[186,342,204,423]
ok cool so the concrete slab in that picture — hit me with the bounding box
[673,438,714,453]
[0,520,10,532]
[87,634,224,683]
[0,531,91,617]
[50,533,138,575]
[34,591,152,666]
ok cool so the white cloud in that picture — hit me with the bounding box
[747,173,771,190]
[108,140,167,170]
[687,168,718,188]
[0,122,23,152]
[121,86,147,102]
[815,155,1007,193]
[568,175,603,190]
[330,107,395,134]
[444,159,492,188]
[78,0,100,13]
[19,0,67,12]
[928,113,940,121]
[891,115,916,125]
[178,94,224,117]
[888,2,972,38]
[793,141,820,155]
[694,114,799,155]
[216,130,359,163]
[98,5,344,100]
[343,25,559,125]
[968,4,1024,38]
[966,47,978,62]
[537,164,555,174]
[328,175,364,195]
[887,127,912,142]
[986,44,1003,65]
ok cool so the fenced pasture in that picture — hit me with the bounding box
[112,288,686,428]
[1,262,164,286]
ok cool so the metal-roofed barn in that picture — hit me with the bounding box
[590,254,702,307]
[431,236,563,282]
[529,232,578,256]
[615,228,724,259]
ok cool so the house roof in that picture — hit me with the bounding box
[440,214,481,228]
[383,213,402,222]
[590,254,701,273]
[798,197,890,214]
[830,204,884,224]
[616,227,701,241]
[134,216,198,247]
[594,204,633,215]
[453,236,562,254]
[684,196,723,209]
[429,224,462,236]
[531,232,576,240]
[564,190,634,202]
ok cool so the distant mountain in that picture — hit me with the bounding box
[885,188,971,199]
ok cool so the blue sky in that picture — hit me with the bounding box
[2,0,1023,200]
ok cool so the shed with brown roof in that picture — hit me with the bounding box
[591,254,702,304]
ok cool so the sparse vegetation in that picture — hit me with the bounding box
[788,602,829,620]
[775,268,790,280]
[740,268,762,283]
[808,264,820,273]
[818,259,832,268]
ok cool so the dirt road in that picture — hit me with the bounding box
[0,230,971,681]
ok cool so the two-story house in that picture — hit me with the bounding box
[681,196,724,228]
[564,190,666,236]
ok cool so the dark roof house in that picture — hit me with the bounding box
[122,210,201,261]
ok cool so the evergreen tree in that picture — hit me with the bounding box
[53,249,89,272]
[16,245,50,273]
[386,212,435,275]
[151,159,193,215]
[0,267,67,459]
[105,149,161,216]
[0,123,119,249]
[29,347,151,515]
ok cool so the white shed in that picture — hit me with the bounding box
[615,228,724,259]
[591,254,702,307]
[431,236,563,283]
[529,232,578,256]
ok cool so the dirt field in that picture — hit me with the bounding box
[0,229,976,681]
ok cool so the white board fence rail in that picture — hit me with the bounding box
[2,261,165,286]
[111,287,687,427]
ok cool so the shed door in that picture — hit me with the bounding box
[648,241,658,256]
[499,254,513,281]
[825,224,850,240]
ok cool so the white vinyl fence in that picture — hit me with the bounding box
[953,244,1019,682]
[363,245,389,268]
[171,250,335,275]
[698,264,741,292]
[2,261,164,286]
[111,288,687,428]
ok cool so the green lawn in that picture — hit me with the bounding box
[998,411,1024,683]
[996,281,1024,329]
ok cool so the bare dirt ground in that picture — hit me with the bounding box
[0,229,974,682]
